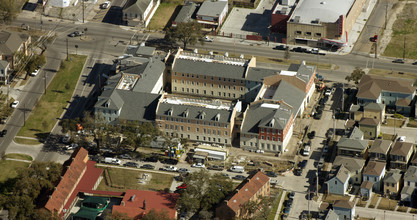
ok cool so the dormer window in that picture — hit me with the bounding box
[199,111,206,120]
[215,113,220,121]
[268,119,275,127]
[167,108,173,116]
[183,109,189,118]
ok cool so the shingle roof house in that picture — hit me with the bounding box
[216,171,270,220]
[0,30,31,68]
[333,156,366,185]
[369,140,392,162]
[390,141,414,171]
[122,0,160,27]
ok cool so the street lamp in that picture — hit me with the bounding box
[75,45,78,55]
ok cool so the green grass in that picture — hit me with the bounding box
[16,55,86,142]
[368,194,380,208]
[148,0,182,31]
[0,160,30,183]
[322,194,351,203]
[4,154,33,161]
[397,205,408,212]
[356,199,367,207]
[267,188,283,220]
[384,3,417,59]
[383,118,405,127]
[14,137,43,145]
[377,197,397,210]
[97,167,174,192]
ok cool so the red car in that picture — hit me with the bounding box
[177,183,188,189]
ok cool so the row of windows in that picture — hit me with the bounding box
[260,136,281,142]
[174,80,244,91]
[166,132,229,144]
[295,31,321,37]
[101,109,118,115]
[260,128,282,134]
[243,141,280,151]
[160,116,227,127]
[174,72,244,84]
[174,87,239,98]
[164,123,228,135]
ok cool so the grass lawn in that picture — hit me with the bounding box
[0,159,30,183]
[356,199,367,207]
[381,133,395,141]
[278,191,288,220]
[410,208,417,214]
[397,206,408,212]
[377,197,397,210]
[14,137,43,145]
[97,167,174,192]
[4,154,33,161]
[267,188,283,220]
[16,55,86,143]
[407,118,417,128]
[368,69,417,82]
[384,3,417,60]
[148,0,182,31]
[383,118,405,127]
[368,194,380,208]
[322,194,350,203]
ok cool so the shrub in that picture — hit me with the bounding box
[393,113,404,119]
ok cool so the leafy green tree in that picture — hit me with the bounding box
[25,54,46,79]
[0,0,18,24]
[165,22,203,49]
[345,67,365,84]
[141,209,172,220]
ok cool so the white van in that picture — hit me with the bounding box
[104,157,121,165]
[303,146,311,156]
[230,165,245,173]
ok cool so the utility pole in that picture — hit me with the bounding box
[403,35,406,60]
[332,110,336,139]
[385,4,388,29]
[23,103,26,126]
[40,13,43,31]
[44,72,47,94]
[375,40,377,59]
[82,0,85,23]
[341,83,344,112]
[66,38,69,60]
[316,171,319,196]
[308,189,310,217]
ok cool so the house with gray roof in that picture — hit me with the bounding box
[155,94,237,145]
[358,117,380,139]
[125,45,156,58]
[369,139,392,162]
[240,100,294,152]
[390,141,414,171]
[122,0,160,27]
[337,137,369,158]
[333,156,365,185]
[360,181,373,200]
[349,127,363,140]
[326,165,350,195]
[324,209,339,220]
[401,166,417,203]
[172,2,197,26]
[357,74,416,116]
[0,30,31,69]
[350,102,386,122]
[0,60,10,84]
[196,0,228,30]
[363,161,386,192]
[333,200,355,220]
[384,169,402,198]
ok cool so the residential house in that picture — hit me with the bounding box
[155,93,237,145]
[411,152,417,167]
[369,140,392,162]
[122,0,160,27]
[401,166,417,203]
[325,209,339,220]
[325,165,350,195]
[333,156,366,185]
[360,181,373,200]
[383,169,402,198]
[112,189,179,219]
[357,74,416,116]
[196,0,228,30]
[390,141,414,171]
[94,55,164,124]
[358,117,380,139]
[333,200,355,220]
[240,100,294,152]
[362,161,386,192]
[216,171,270,220]
[337,137,369,158]
[350,102,385,122]
[172,2,197,27]
[0,60,9,84]
[0,30,31,69]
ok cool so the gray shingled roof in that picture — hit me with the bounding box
[325,209,339,220]
[95,91,124,110]
[156,101,233,124]
[364,102,384,111]
[287,63,315,83]
[123,0,152,15]
[0,60,9,70]
[333,165,350,184]
[349,127,363,140]
[401,186,415,196]
[174,2,197,24]
[333,200,354,209]
[125,45,155,57]
[241,102,292,134]
[391,141,414,157]
[117,92,160,122]
[338,137,368,151]
[369,140,392,154]
[333,156,365,173]
[357,74,416,99]
[271,80,305,115]
[197,1,227,17]
[0,31,28,56]
[173,58,247,80]
[361,181,373,190]
[246,67,279,82]
[404,166,417,182]
[384,169,402,184]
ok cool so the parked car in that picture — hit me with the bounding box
[0,129,7,137]
[273,45,288,50]
[298,160,307,168]
[307,131,316,139]
[68,31,84,37]
[123,162,139,168]
[192,163,205,168]
[323,145,329,153]
[325,88,332,96]
[398,136,406,142]
[294,168,302,176]
[11,101,19,108]
[314,111,322,120]
[161,158,178,165]
[221,173,231,179]
[118,154,132,160]
[140,164,155,169]
[162,165,178,172]
[266,171,278,177]
[412,61,417,65]
[392,59,405,64]
[100,1,111,9]
[178,168,190,173]
[203,36,213,42]
[232,175,247,180]
[255,149,265,153]
[65,143,78,150]
[302,146,311,156]
[288,191,295,199]
[144,156,158,163]
[207,165,224,171]
[31,69,40,76]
